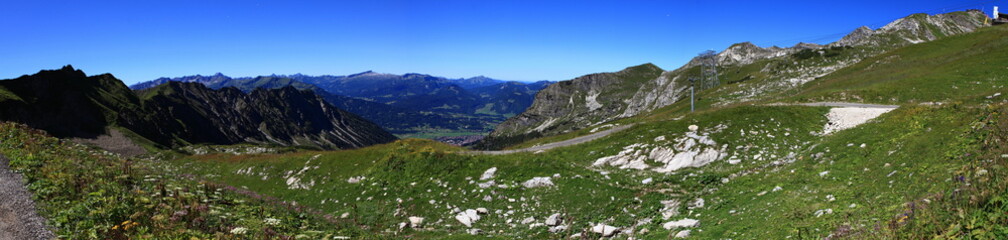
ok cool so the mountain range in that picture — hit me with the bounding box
[0,66,396,149]
[130,72,551,137]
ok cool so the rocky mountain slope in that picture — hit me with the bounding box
[480,10,988,149]
[0,66,396,149]
[477,64,663,148]
[132,82,396,149]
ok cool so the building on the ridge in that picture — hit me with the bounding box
[995,6,1008,25]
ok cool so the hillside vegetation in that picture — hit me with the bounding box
[145,19,1008,239]
[1,10,1005,240]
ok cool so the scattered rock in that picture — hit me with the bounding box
[455,209,482,227]
[467,228,483,235]
[688,125,699,132]
[546,213,562,226]
[814,208,834,217]
[641,177,653,184]
[663,218,700,229]
[591,224,619,237]
[347,176,365,184]
[660,200,681,219]
[480,167,498,180]
[675,230,691,238]
[408,216,424,228]
[476,208,488,214]
[522,177,554,188]
[688,198,705,209]
[549,225,568,233]
[521,217,535,225]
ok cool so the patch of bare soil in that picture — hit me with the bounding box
[70,129,147,157]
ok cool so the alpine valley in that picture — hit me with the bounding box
[1,6,1007,240]
[130,72,552,141]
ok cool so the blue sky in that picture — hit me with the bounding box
[0,0,998,84]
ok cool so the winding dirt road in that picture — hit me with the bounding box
[469,124,635,155]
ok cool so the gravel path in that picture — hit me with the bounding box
[470,124,634,155]
[784,102,899,109]
[0,154,54,240]
[773,101,899,135]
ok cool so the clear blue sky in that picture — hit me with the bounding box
[0,0,998,84]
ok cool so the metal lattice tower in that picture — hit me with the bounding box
[697,50,720,91]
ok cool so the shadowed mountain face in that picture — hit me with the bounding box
[0,65,139,138]
[0,66,396,149]
[130,72,553,136]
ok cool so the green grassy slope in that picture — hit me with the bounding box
[158,22,1008,239]
[0,122,367,239]
[793,25,1008,104]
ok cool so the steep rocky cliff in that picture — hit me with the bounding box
[0,66,396,149]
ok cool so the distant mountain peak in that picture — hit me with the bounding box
[347,70,377,78]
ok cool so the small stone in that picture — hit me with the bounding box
[688,125,699,132]
[641,178,653,184]
[408,216,424,228]
[663,218,700,229]
[480,167,498,180]
[476,208,488,214]
[675,230,691,238]
[546,213,562,226]
[549,225,568,233]
[591,224,619,237]
[522,177,554,188]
